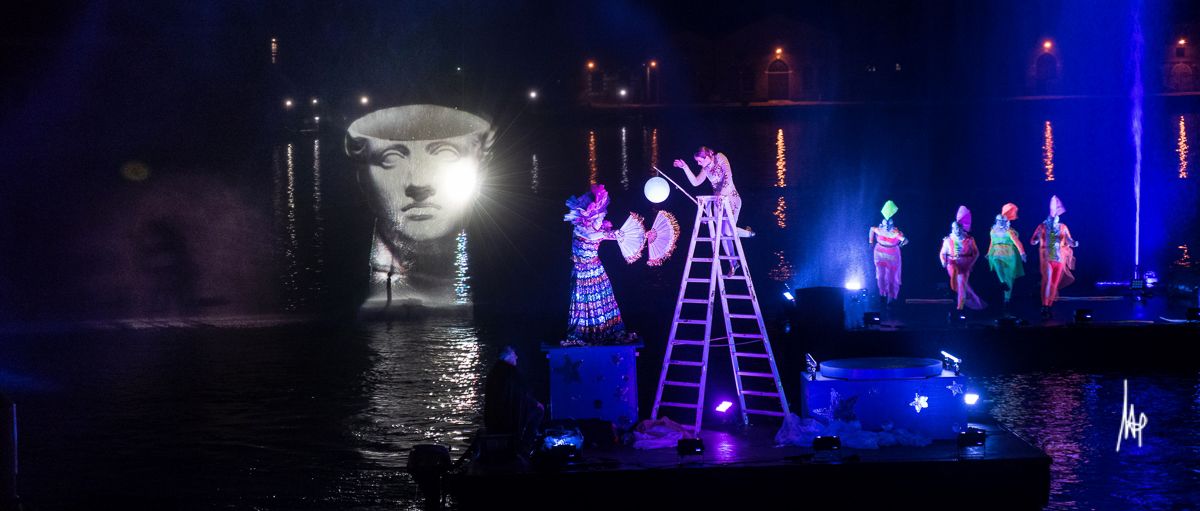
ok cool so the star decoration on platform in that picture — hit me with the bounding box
[909,393,929,413]
[946,381,964,396]
[555,356,583,384]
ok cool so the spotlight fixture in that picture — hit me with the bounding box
[783,291,794,302]
[1073,309,1093,324]
[863,311,881,326]
[964,393,980,405]
[676,438,704,456]
[940,350,961,375]
[715,401,733,413]
[957,427,987,447]
[812,435,841,451]
[805,353,820,380]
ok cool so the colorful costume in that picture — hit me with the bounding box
[986,203,1027,303]
[939,206,986,310]
[1030,196,1077,309]
[562,185,638,346]
[869,200,907,302]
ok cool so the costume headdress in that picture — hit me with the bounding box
[955,205,972,232]
[1001,203,1018,221]
[564,184,611,225]
[881,200,899,220]
[1049,195,1066,217]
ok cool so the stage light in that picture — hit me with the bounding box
[844,280,863,291]
[528,90,538,99]
[805,353,819,380]
[1043,40,1053,50]
[964,393,980,405]
[284,99,293,108]
[643,176,670,203]
[676,438,704,456]
[618,88,628,97]
[442,160,480,205]
[1073,309,1093,324]
[863,312,881,326]
[941,350,961,375]
[783,291,794,302]
[360,96,369,105]
[715,401,733,413]
[812,435,841,451]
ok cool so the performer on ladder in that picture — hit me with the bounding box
[561,184,645,346]
[673,146,746,276]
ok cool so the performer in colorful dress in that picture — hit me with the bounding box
[869,200,908,304]
[1030,195,1078,318]
[939,206,986,311]
[986,203,1027,305]
[674,146,743,275]
[562,185,642,346]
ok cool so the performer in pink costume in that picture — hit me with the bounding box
[1030,195,1078,318]
[939,206,986,311]
[673,146,744,275]
[869,200,908,304]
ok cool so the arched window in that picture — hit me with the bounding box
[766,59,790,100]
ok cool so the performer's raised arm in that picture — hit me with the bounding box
[672,158,707,186]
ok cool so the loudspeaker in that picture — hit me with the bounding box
[792,287,846,330]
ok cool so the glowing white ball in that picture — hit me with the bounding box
[644,176,670,203]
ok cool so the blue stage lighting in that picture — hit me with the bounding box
[964,393,980,405]
[783,291,794,301]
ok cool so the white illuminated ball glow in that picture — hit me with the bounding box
[644,176,670,203]
[443,159,480,206]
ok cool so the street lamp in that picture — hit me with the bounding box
[1043,40,1053,50]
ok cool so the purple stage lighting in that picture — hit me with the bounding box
[716,401,733,413]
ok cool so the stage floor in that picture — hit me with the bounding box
[450,422,1050,509]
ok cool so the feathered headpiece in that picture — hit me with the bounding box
[564,184,611,225]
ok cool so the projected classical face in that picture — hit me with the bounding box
[346,105,493,242]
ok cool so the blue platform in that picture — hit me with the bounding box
[542,343,640,429]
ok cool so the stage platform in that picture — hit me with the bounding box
[449,422,1049,509]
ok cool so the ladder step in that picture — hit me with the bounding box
[675,319,709,325]
[660,401,699,409]
[725,294,753,300]
[664,381,701,388]
[728,313,758,319]
[731,333,764,338]
[721,275,748,280]
[742,390,780,397]
[681,298,709,304]
[691,257,714,263]
[717,256,740,260]
[670,361,704,367]
[695,237,713,242]
[737,371,776,378]
[685,278,710,283]
[671,340,707,346]
[745,409,786,417]
[735,352,770,358]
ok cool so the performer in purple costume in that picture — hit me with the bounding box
[562,185,638,346]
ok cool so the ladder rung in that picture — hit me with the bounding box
[664,381,701,388]
[745,409,786,417]
[742,390,780,397]
[731,333,764,338]
[676,319,709,325]
[671,361,704,367]
[728,313,758,319]
[695,237,713,242]
[691,257,714,263]
[737,371,776,378]
[735,352,770,358]
[725,294,753,300]
[681,298,709,304]
[717,256,740,260]
[659,401,699,409]
[722,275,747,280]
[685,278,710,283]
[671,340,707,346]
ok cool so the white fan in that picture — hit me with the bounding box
[616,212,646,264]
[646,211,680,266]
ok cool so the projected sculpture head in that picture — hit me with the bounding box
[345,105,494,308]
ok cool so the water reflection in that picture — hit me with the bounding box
[531,154,540,192]
[768,250,794,282]
[1177,115,1189,179]
[773,196,787,229]
[620,126,630,189]
[775,128,787,187]
[312,139,326,294]
[282,143,300,310]
[454,230,470,304]
[1043,120,1056,182]
[645,127,659,171]
[588,130,598,185]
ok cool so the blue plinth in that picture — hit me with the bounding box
[543,344,640,430]
[801,358,970,440]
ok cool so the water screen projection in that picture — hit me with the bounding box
[345,105,494,309]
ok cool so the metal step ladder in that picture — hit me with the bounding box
[651,195,790,433]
